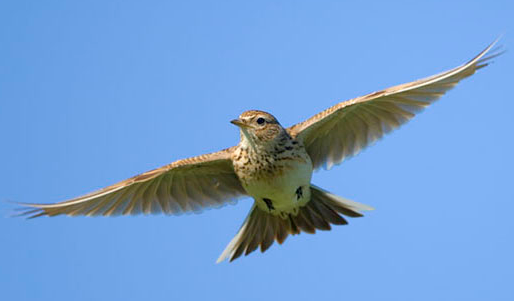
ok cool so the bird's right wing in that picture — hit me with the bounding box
[19,147,247,218]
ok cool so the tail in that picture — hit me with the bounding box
[216,185,373,263]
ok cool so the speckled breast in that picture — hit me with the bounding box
[232,143,314,214]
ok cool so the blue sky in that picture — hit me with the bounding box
[0,1,512,300]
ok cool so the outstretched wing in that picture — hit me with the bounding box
[20,147,247,218]
[288,40,502,170]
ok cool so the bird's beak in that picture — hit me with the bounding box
[230,119,249,128]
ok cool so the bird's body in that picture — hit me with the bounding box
[18,40,502,263]
[231,111,313,216]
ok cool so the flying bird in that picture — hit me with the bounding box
[20,40,501,262]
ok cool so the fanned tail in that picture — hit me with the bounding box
[216,185,373,263]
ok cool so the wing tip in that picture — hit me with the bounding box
[2,200,45,219]
[471,36,505,67]
[10,206,47,219]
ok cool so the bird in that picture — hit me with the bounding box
[19,40,502,263]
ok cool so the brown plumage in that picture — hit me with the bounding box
[18,40,502,263]
[218,185,365,262]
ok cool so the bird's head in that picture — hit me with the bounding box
[231,110,286,147]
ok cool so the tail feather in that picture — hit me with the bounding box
[216,185,373,263]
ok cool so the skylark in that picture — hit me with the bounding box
[20,40,501,262]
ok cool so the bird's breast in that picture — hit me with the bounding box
[232,145,313,215]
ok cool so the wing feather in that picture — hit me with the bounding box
[288,40,502,170]
[19,147,247,218]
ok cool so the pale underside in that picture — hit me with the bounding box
[232,134,314,216]
[240,161,313,216]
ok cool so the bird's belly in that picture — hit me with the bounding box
[243,158,313,215]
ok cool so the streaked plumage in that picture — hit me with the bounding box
[19,40,501,262]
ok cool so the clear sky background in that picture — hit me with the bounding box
[0,1,512,300]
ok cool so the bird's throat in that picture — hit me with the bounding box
[240,128,259,152]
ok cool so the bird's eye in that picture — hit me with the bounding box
[256,117,266,125]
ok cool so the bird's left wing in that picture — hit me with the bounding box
[288,40,502,170]
[19,147,247,218]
